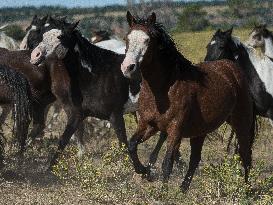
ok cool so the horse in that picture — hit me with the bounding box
[0,16,42,131]
[20,15,48,50]
[0,32,19,50]
[0,47,59,142]
[91,30,111,43]
[91,30,126,54]
[0,16,70,147]
[120,11,255,191]
[0,63,33,166]
[204,27,273,151]
[28,18,177,169]
[247,24,273,59]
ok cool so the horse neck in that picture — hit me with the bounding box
[141,47,192,91]
[75,32,108,73]
[264,36,273,59]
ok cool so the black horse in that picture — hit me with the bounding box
[204,28,273,150]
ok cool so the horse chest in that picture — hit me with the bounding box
[138,84,185,129]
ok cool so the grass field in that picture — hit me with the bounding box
[1,28,273,205]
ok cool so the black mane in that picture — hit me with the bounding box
[74,31,124,73]
[134,17,193,68]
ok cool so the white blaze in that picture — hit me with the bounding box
[38,29,67,58]
[121,30,150,74]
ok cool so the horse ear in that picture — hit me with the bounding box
[225,27,233,37]
[216,29,221,34]
[32,15,38,23]
[147,12,156,25]
[262,24,267,29]
[41,15,48,23]
[127,11,136,27]
[71,21,80,31]
[60,16,67,22]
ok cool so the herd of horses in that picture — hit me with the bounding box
[0,11,273,192]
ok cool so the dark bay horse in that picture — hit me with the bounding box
[121,12,255,191]
[0,63,33,165]
[205,28,273,151]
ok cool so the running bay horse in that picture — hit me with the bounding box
[120,12,255,191]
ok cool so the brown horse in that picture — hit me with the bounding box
[121,12,256,191]
[0,48,55,140]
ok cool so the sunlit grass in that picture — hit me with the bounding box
[172,28,252,64]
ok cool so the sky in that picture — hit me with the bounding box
[1,0,198,8]
[1,0,126,8]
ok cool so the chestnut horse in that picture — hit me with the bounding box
[121,12,255,191]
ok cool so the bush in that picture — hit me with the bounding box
[176,4,210,32]
[196,155,273,204]
[3,24,26,41]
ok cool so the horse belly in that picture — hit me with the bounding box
[182,82,236,137]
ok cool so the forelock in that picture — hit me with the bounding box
[43,29,62,41]
[128,30,149,43]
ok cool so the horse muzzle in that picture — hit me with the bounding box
[122,64,138,78]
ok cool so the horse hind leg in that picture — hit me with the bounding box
[162,132,183,183]
[148,132,167,167]
[73,121,85,158]
[230,109,254,183]
[180,135,205,192]
[109,112,128,147]
[149,132,183,168]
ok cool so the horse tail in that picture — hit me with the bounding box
[0,64,33,151]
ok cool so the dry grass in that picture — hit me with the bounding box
[1,28,273,204]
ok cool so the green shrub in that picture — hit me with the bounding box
[196,155,273,204]
[176,4,210,32]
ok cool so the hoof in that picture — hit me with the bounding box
[180,182,190,193]
[45,165,53,174]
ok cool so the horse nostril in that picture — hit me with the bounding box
[128,64,135,72]
[36,52,41,58]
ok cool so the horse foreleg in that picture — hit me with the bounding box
[180,135,205,192]
[27,103,48,145]
[110,112,128,147]
[73,121,85,158]
[148,132,167,167]
[49,107,83,169]
[162,130,182,183]
[129,125,156,176]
